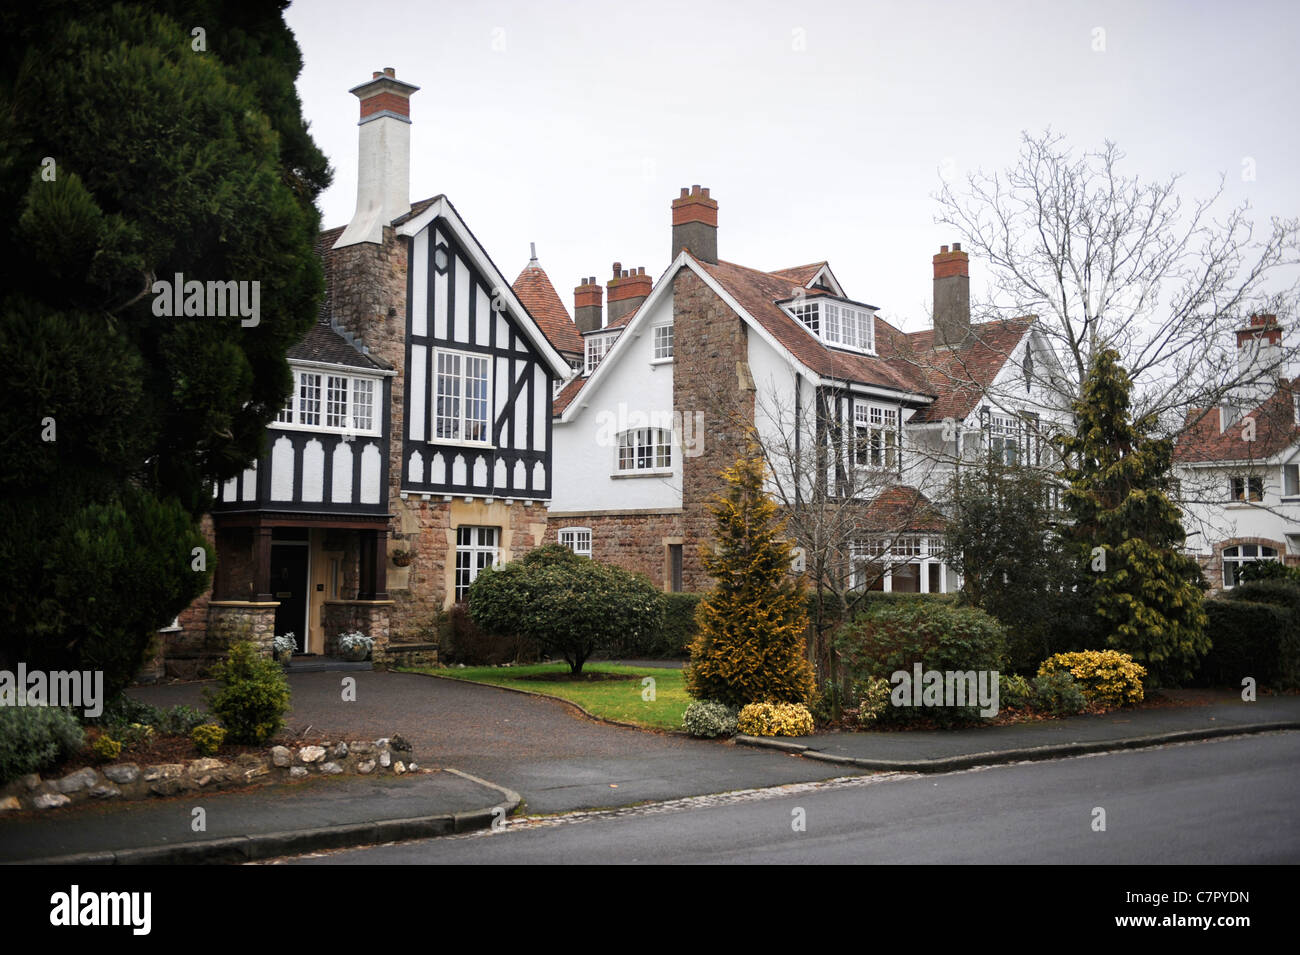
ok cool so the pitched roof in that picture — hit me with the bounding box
[768,262,828,285]
[1174,380,1300,463]
[552,373,587,416]
[695,257,933,396]
[604,304,640,329]
[287,321,391,371]
[861,486,946,531]
[512,263,583,356]
[902,319,1035,422]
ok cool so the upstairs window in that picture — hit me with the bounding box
[790,299,875,353]
[435,349,491,444]
[1229,475,1264,502]
[585,334,614,375]
[1285,464,1299,497]
[273,370,382,436]
[653,325,674,361]
[853,401,898,469]
[618,428,671,471]
[988,414,1021,465]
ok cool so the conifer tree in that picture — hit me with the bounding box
[685,442,815,707]
[1059,349,1209,683]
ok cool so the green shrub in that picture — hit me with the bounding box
[999,674,1034,709]
[1196,599,1292,688]
[682,700,739,738]
[190,723,226,756]
[1031,671,1087,717]
[854,677,893,726]
[736,701,815,737]
[157,704,208,736]
[834,602,1007,727]
[203,642,292,744]
[1039,650,1146,707]
[0,702,85,783]
[94,693,164,729]
[92,734,122,762]
[1226,581,1300,688]
[617,592,700,658]
[116,722,154,749]
[470,555,665,674]
[440,600,535,666]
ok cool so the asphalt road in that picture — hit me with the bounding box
[286,731,1300,864]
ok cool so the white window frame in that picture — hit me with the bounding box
[271,369,383,437]
[853,400,898,470]
[1284,463,1300,498]
[1221,543,1279,589]
[559,526,593,557]
[455,525,500,601]
[850,536,948,593]
[652,324,674,362]
[616,428,672,474]
[585,334,614,375]
[988,414,1022,465]
[1229,475,1264,502]
[789,299,875,354]
[434,348,493,446]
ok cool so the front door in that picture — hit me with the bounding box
[271,543,309,652]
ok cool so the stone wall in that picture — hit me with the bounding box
[322,600,392,661]
[0,736,418,812]
[673,268,756,591]
[545,509,685,589]
[162,602,279,680]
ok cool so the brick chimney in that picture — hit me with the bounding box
[1232,313,1285,407]
[671,185,718,264]
[933,243,970,345]
[574,276,604,333]
[334,68,420,249]
[607,263,652,324]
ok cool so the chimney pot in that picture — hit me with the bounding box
[383,67,395,77]
[612,262,621,278]
[372,71,382,78]
[680,188,689,199]
[691,184,701,195]
[953,242,961,252]
[940,245,949,254]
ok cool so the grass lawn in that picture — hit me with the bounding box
[405,662,690,732]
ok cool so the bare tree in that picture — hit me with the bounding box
[934,129,1300,429]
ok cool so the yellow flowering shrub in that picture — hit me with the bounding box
[737,701,815,737]
[1038,650,1146,708]
[92,734,122,762]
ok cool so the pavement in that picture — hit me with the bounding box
[4,670,1297,864]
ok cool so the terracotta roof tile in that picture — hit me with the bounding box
[1174,380,1300,463]
[552,373,587,416]
[604,304,640,329]
[768,262,828,285]
[287,321,390,371]
[512,264,584,357]
[862,486,946,531]
[902,319,1035,422]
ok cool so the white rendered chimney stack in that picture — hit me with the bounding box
[333,68,419,249]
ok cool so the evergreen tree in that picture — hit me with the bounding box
[0,3,328,695]
[1058,349,1209,684]
[685,443,815,707]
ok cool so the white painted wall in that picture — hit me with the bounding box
[551,290,681,512]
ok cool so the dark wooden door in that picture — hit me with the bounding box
[271,544,309,652]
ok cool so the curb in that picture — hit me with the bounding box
[10,768,522,866]
[735,720,1300,773]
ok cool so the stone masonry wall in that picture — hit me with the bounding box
[545,510,685,589]
[672,269,756,591]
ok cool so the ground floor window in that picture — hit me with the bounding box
[1221,543,1279,588]
[559,526,592,557]
[850,535,949,593]
[455,526,499,600]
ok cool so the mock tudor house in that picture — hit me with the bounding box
[541,185,1070,595]
[162,68,569,677]
[1173,314,1300,592]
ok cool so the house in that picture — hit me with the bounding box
[541,185,1070,595]
[1173,314,1300,591]
[162,68,570,677]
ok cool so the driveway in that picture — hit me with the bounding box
[131,671,855,814]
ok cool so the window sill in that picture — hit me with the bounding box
[612,468,674,479]
[650,357,674,366]
[430,438,497,451]
[269,423,383,439]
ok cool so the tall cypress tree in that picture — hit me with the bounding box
[686,443,815,707]
[1059,349,1209,684]
[0,3,328,695]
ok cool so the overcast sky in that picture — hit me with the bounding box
[286,0,1299,335]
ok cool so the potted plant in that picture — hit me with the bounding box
[272,633,296,666]
[338,631,373,662]
[391,548,414,567]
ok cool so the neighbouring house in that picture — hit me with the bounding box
[161,68,570,678]
[1174,314,1300,591]
[542,185,1071,594]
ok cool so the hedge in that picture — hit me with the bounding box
[1195,596,1296,689]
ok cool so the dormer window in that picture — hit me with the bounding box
[788,298,875,354]
[585,333,614,375]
